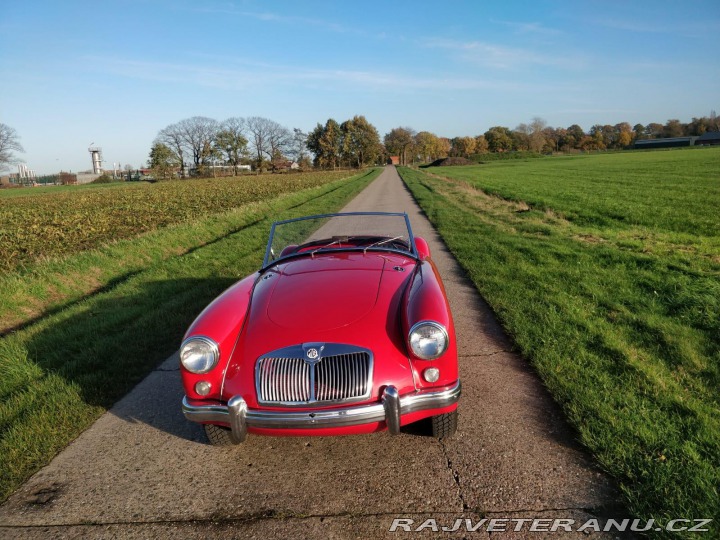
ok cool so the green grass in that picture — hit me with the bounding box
[0,168,380,502]
[398,148,720,538]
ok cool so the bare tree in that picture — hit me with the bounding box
[246,116,272,170]
[177,116,219,171]
[267,122,292,170]
[246,116,291,171]
[0,123,25,172]
[529,117,548,153]
[155,123,187,177]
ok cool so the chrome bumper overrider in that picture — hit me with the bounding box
[182,381,461,444]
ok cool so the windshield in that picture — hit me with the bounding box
[263,212,416,267]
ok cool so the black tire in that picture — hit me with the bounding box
[431,410,458,439]
[204,424,235,446]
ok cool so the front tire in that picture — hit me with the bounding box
[204,424,235,446]
[431,410,458,439]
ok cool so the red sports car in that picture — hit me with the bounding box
[180,212,460,445]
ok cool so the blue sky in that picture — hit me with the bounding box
[1,0,718,174]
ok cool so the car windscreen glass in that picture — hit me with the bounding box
[264,213,415,266]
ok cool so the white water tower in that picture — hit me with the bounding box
[88,144,103,174]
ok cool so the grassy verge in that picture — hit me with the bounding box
[0,168,380,502]
[398,150,719,538]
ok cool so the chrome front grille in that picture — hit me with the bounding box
[258,357,311,403]
[256,344,372,406]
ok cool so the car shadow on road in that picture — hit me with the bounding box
[22,277,238,443]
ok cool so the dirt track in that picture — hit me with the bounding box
[0,166,619,538]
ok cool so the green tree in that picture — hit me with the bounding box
[384,127,416,165]
[663,119,685,138]
[566,124,585,148]
[484,126,513,152]
[148,142,178,180]
[474,135,489,154]
[289,128,309,164]
[645,123,664,138]
[511,126,530,151]
[214,118,248,176]
[307,119,342,169]
[542,127,561,153]
[687,117,709,136]
[633,123,645,140]
[450,136,476,157]
[415,131,443,162]
[340,116,382,168]
[589,125,608,150]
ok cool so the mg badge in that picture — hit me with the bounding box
[302,343,324,365]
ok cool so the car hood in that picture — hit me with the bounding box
[222,251,418,403]
[266,253,383,331]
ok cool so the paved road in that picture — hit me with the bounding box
[0,166,618,538]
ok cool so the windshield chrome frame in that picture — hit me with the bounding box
[262,212,418,269]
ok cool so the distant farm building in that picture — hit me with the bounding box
[634,136,698,149]
[388,156,400,165]
[694,131,720,146]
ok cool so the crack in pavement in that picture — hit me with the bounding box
[440,440,469,512]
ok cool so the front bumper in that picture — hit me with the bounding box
[182,381,461,444]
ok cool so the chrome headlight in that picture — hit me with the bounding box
[180,336,219,374]
[408,321,449,360]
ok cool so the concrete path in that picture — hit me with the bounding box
[0,166,619,538]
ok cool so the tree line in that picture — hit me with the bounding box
[383,112,720,165]
[149,114,384,179]
[3,110,718,181]
[131,109,720,178]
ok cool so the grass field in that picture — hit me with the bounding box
[399,148,719,538]
[0,168,380,502]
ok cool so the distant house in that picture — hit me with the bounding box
[272,160,299,171]
[634,136,697,149]
[388,156,400,165]
[694,132,720,146]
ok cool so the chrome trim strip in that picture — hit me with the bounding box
[182,380,461,443]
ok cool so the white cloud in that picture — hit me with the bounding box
[85,55,520,93]
[421,38,585,70]
[183,6,358,35]
[492,19,562,36]
[591,16,720,37]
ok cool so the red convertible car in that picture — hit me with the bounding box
[180,212,460,445]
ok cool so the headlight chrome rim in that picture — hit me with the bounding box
[180,336,220,374]
[408,321,449,360]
